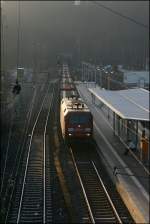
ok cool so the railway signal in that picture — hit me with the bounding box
[12,80,21,95]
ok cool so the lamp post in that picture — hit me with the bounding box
[107,74,110,90]
[82,62,84,81]
[97,67,101,87]
[94,65,96,85]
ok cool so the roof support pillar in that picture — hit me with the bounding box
[126,120,129,141]
[117,115,120,136]
[91,93,95,104]
[107,107,110,120]
[135,120,138,148]
[113,112,116,135]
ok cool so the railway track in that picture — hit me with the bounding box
[1,74,51,222]
[70,145,134,223]
[0,73,49,198]
[6,83,55,223]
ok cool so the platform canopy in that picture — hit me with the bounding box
[88,88,149,121]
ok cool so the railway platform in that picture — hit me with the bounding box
[76,82,149,224]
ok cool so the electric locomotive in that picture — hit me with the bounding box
[60,96,93,140]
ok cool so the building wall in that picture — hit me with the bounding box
[124,71,149,84]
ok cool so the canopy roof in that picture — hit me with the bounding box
[88,88,149,121]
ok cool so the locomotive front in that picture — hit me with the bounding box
[66,111,93,138]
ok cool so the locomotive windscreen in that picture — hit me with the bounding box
[69,113,91,124]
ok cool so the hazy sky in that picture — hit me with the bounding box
[1,1,149,69]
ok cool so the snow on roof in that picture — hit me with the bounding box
[88,87,149,121]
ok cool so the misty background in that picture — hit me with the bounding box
[1,1,149,70]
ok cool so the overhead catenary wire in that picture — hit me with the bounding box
[92,1,149,30]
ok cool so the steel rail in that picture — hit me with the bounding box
[92,161,122,224]
[0,103,15,196]
[69,148,95,224]
[4,87,37,224]
[1,85,37,200]
[16,85,51,224]
[43,86,54,224]
[70,147,125,223]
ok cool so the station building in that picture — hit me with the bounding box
[118,68,149,90]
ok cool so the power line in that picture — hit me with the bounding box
[92,1,149,29]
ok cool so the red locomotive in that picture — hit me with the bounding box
[60,96,93,140]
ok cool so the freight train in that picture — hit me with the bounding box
[60,64,93,140]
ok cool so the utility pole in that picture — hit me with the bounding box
[1,15,5,76]
[16,1,21,82]
[1,4,8,77]
[4,23,8,77]
[32,42,37,84]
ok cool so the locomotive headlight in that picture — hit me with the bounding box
[85,128,91,132]
[69,133,72,136]
[86,133,91,136]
